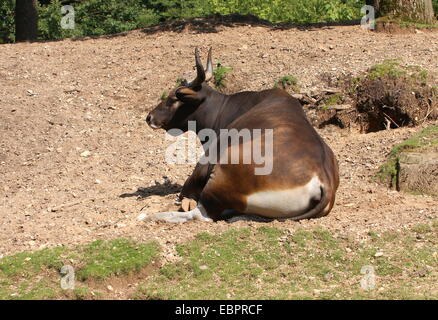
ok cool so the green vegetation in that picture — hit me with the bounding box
[321,93,344,110]
[160,90,168,101]
[435,0,438,19]
[2,1,438,43]
[377,16,438,30]
[1,222,437,300]
[0,0,15,43]
[175,77,186,87]
[0,239,158,299]
[376,125,438,187]
[1,0,368,44]
[366,58,429,85]
[74,239,158,281]
[213,61,232,89]
[274,74,299,92]
[136,223,438,300]
[368,58,408,80]
[37,0,160,41]
[348,58,434,97]
[349,58,429,86]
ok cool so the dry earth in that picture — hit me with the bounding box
[0,22,437,262]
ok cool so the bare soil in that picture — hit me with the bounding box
[1,23,437,263]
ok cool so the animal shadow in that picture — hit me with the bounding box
[120,180,182,199]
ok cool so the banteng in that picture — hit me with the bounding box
[139,48,339,223]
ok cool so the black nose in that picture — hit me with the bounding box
[146,114,151,123]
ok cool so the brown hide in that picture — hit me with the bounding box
[146,49,339,221]
[198,92,339,220]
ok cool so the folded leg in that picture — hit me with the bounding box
[138,203,213,223]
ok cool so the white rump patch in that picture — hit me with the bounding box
[245,175,322,218]
[137,203,213,223]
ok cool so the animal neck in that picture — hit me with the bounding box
[189,85,228,134]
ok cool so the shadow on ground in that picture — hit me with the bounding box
[18,14,361,45]
[120,181,182,199]
[140,14,361,35]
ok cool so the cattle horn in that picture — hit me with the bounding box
[205,47,213,83]
[187,47,206,88]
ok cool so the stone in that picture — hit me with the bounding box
[80,150,91,158]
[398,151,438,196]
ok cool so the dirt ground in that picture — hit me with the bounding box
[0,22,437,261]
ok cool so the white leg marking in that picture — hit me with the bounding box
[137,204,213,223]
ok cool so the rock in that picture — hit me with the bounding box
[398,151,438,196]
[374,251,384,257]
[181,198,197,212]
[80,150,91,158]
[291,93,304,100]
[324,273,334,281]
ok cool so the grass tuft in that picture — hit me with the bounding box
[75,239,159,281]
[274,74,299,92]
[0,239,158,300]
[136,221,438,300]
[213,62,232,89]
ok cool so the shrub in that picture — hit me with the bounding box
[213,61,232,89]
[38,0,81,40]
[0,0,15,43]
[274,74,299,92]
[1,0,436,44]
[74,0,158,36]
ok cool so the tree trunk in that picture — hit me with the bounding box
[370,0,435,24]
[15,0,38,42]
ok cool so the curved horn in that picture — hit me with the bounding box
[187,47,205,88]
[205,47,213,82]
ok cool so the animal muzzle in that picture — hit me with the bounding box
[145,114,162,130]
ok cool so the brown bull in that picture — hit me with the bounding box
[139,48,339,223]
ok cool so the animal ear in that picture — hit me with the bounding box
[176,87,200,103]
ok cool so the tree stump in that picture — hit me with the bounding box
[398,151,438,195]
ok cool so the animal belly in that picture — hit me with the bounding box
[244,176,322,218]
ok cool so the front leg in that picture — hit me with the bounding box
[138,203,213,223]
[179,162,212,202]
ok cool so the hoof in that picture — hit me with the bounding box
[181,198,197,212]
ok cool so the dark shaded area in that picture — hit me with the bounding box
[4,13,363,44]
[15,0,38,42]
[354,77,437,132]
[71,31,131,41]
[304,67,438,133]
[120,181,182,199]
[141,14,361,35]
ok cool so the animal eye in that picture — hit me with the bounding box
[166,98,178,106]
